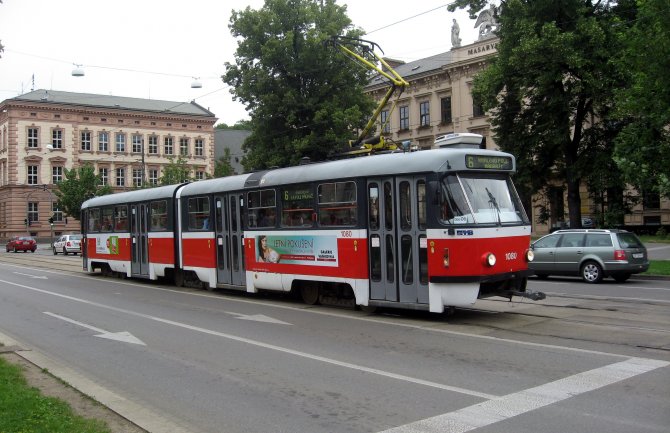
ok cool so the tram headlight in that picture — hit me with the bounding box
[526,249,535,262]
[483,252,496,267]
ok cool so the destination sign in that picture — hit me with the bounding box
[465,155,513,170]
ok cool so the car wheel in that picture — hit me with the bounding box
[63,247,68,256]
[53,247,58,255]
[614,273,631,283]
[581,261,603,284]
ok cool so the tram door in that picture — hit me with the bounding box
[130,203,149,277]
[368,177,428,303]
[215,194,246,287]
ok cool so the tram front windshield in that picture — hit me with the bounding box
[440,173,529,226]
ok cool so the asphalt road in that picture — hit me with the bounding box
[0,253,668,433]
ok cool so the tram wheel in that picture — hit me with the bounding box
[300,284,320,305]
[174,270,185,287]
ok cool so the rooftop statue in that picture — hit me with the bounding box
[451,19,462,48]
[474,4,499,40]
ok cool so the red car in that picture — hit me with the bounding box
[6,236,37,253]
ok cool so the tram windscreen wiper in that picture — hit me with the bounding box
[486,187,502,226]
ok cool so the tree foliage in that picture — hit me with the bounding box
[614,0,670,197]
[215,120,252,130]
[223,0,375,170]
[55,165,112,220]
[214,148,235,177]
[453,0,632,227]
[159,155,192,185]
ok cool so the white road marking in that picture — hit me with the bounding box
[13,271,48,279]
[0,279,495,399]
[225,311,293,325]
[44,312,146,345]
[379,357,669,433]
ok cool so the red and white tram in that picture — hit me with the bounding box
[81,142,540,313]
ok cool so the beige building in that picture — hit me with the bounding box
[365,37,669,234]
[0,89,216,241]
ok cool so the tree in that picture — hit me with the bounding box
[55,165,112,220]
[614,0,670,197]
[223,0,375,170]
[159,155,192,185]
[214,148,235,177]
[450,0,632,228]
[215,120,252,130]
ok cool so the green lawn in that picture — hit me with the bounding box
[645,260,670,276]
[0,356,111,433]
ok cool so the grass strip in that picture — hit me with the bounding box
[0,356,111,433]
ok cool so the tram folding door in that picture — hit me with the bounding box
[214,194,246,287]
[130,203,149,277]
[368,177,428,304]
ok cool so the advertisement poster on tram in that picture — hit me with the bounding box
[95,234,120,255]
[256,235,338,266]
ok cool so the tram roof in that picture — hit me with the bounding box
[255,147,515,187]
[81,183,187,209]
[178,173,251,197]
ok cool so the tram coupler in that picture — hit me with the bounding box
[510,290,546,301]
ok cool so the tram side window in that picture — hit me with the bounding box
[101,207,114,232]
[88,209,101,232]
[114,205,128,231]
[151,200,168,231]
[318,181,356,226]
[188,197,210,230]
[369,184,379,230]
[281,184,314,228]
[247,189,276,228]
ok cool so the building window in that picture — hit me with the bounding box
[81,131,91,151]
[643,191,660,210]
[28,202,39,223]
[52,166,63,184]
[99,167,108,185]
[380,110,390,133]
[116,168,125,187]
[52,202,63,222]
[419,101,430,127]
[473,95,485,117]
[28,127,39,148]
[132,169,143,187]
[180,137,189,156]
[27,165,38,185]
[399,106,409,130]
[148,169,158,186]
[115,133,126,152]
[51,129,63,149]
[132,134,143,153]
[164,136,173,155]
[441,96,452,124]
[98,132,109,152]
[195,170,205,180]
[148,135,158,154]
[194,139,204,156]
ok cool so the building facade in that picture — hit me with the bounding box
[365,38,669,234]
[0,89,216,240]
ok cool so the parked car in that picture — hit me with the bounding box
[6,236,37,253]
[530,229,649,283]
[53,234,83,255]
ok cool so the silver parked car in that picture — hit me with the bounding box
[529,229,649,283]
[53,234,82,255]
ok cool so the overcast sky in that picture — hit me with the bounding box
[0,0,481,125]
